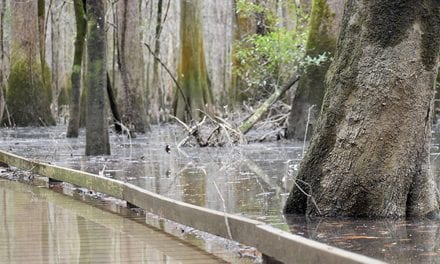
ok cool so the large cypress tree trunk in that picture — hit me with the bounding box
[7,0,54,126]
[116,0,147,132]
[174,0,213,122]
[286,0,343,140]
[85,0,110,156]
[67,0,87,138]
[284,0,440,218]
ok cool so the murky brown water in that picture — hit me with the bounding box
[0,179,228,264]
[3,124,440,263]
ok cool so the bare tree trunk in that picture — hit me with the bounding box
[0,0,5,122]
[174,0,213,122]
[38,0,47,88]
[284,0,440,218]
[67,0,87,138]
[106,72,122,133]
[150,0,164,124]
[286,0,343,140]
[116,0,147,133]
[85,0,110,156]
[50,6,60,118]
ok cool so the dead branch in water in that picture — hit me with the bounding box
[172,73,300,147]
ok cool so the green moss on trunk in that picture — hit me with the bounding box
[6,0,54,127]
[174,0,213,122]
[67,0,87,138]
[7,52,55,126]
[366,0,440,70]
[85,0,110,156]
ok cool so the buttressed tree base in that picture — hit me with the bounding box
[284,0,440,218]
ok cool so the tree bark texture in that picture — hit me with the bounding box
[106,72,122,133]
[0,0,5,122]
[85,0,110,156]
[37,0,47,88]
[116,0,147,132]
[7,0,54,126]
[286,0,343,140]
[174,0,213,122]
[284,0,440,218]
[67,0,87,138]
[149,0,164,124]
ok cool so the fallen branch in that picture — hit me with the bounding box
[170,115,209,147]
[172,73,300,147]
[238,73,300,134]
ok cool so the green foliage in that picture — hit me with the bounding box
[236,0,265,17]
[233,1,312,99]
[234,28,308,91]
[233,0,328,101]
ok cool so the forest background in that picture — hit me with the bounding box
[0,0,340,145]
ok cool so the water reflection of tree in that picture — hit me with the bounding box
[285,215,440,263]
[180,167,206,206]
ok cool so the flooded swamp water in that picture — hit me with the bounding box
[2,124,440,263]
[0,179,229,263]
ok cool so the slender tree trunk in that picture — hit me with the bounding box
[174,0,213,122]
[67,0,87,138]
[116,0,147,133]
[106,72,122,133]
[50,7,60,118]
[0,0,5,122]
[286,0,343,140]
[85,0,110,156]
[79,46,87,128]
[150,0,164,124]
[284,0,440,218]
[38,0,47,88]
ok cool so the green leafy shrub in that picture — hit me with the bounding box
[233,0,328,101]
